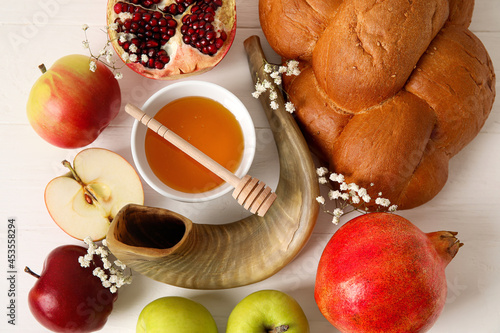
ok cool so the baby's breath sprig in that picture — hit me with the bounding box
[315,166,398,224]
[81,24,124,80]
[79,236,133,293]
[252,59,300,114]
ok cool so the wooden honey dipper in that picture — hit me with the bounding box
[125,103,277,217]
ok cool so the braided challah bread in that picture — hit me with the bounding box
[260,0,495,209]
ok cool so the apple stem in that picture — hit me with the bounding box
[269,325,289,333]
[62,160,98,204]
[38,64,47,74]
[24,266,40,279]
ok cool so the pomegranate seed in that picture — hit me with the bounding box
[148,58,155,68]
[150,18,158,26]
[143,0,153,7]
[160,26,168,33]
[186,28,195,35]
[113,3,122,14]
[133,12,141,21]
[215,38,224,49]
[131,38,140,45]
[181,25,188,34]
[147,48,156,57]
[153,26,160,32]
[167,28,176,36]
[220,30,227,41]
[204,13,214,22]
[183,35,191,44]
[167,4,178,15]
[202,46,209,54]
[123,20,132,29]
[207,44,217,54]
[205,31,215,40]
[142,13,152,21]
[122,42,130,51]
[154,61,165,69]
[214,0,222,7]
[162,34,171,41]
[153,32,161,40]
[168,19,177,28]
[146,40,159,47]
[153,11,162,19]
[159,55,170,63]
[158,18,167,26]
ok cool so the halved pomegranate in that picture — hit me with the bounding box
[106,0,236,80]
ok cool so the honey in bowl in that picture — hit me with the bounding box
[144,96,244,194]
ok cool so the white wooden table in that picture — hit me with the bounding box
[1,0,499,332]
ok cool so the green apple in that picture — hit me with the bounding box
[136,296,218,333]
[45,148,144,241]
[226,290,310,333]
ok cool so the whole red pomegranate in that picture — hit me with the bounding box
[315,212,462,333]
[106,0,236,80]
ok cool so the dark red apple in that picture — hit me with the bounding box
[26,245,118,332]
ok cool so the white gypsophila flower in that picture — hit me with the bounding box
[285,102,295,113]
[328,190,341,200]
[96,246,108,257]
[141,54,148,63]
[330,173,344,183]
[316,196,325,205]
[109,22,118,31]
[316,167,328,177]
[129,44,138,53]
[84,236,93,245]
[255,82,266,93]
[84,253,93,262]
[102,280,112,288]
[78,256,90,268]
[389,205,398,212]
[119,34,127,43]
[114,72,123,80]
[378,192,383,196]
[110,286,118,293]
[269,90,278,101]
[270,101,279,110]
[106,53,113,64]
[273,76,282,85]
[270,71,280,79]
[340,182,348,191]
[121,52,130,61]
[332,216,340,225]
[278,65,287,74]
[264,63,273,73]
[129,54,138,62]
[89,60,97,72]
[82,24,89,31]
[99,48,107,56]
[333,208,344,217]
[102,258,112,270]
[375,197,391,207]
[82,40,89,49]
[351,195,361,204]
[357,187,367,197]
[291,68,301,76]
[109,275,118,284]
[347,183,359,192]
[340,192,349,201]
[370,183,375,186]
[362,194,371,203]
[318,177,328,184]
[114,260,126,270]
[93,267,102,276]
[251,91,261,99]
[262,79,272,89]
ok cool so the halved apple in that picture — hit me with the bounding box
[45,148,144,241]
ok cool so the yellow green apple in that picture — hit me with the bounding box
[136,296,218,333]
[44,148,144,241]
[26,54,121,148]
[226,290,310,332]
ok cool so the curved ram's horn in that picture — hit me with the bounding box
[105,36,319,289]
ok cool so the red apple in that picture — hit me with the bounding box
[26,54,121,148]
[26,245,118,332]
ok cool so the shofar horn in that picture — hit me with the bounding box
[105,35,319,289]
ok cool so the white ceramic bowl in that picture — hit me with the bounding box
[131,81,256,203]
